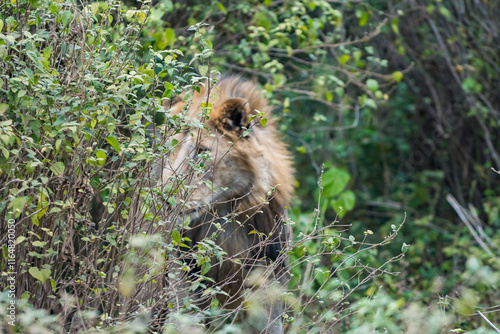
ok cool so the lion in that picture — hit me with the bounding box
[151,76,294,333]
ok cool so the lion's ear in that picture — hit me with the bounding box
[213,98,251,132]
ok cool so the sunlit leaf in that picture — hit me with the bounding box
[106,136,120,153]
[29,267,51,284]
[366,79,379,92]
[198,65,208,76]
[216,2,227,15]
[165,28,176,47]
[200,262,211,275]
[393,71,403,83]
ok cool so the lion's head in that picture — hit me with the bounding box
[156,76,293,219]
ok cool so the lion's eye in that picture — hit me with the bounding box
[196,147,210,156]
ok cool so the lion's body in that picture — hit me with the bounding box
[158,76,294,333]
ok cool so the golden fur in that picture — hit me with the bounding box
[159,76,294,333]
[164,76,293,210]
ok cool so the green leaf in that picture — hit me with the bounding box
[129,113,142,124]
[296,146,306,154]
[1,147,9,159]
[364,98,377,109]
[96,150,106,167]
[37,203,47,219]
[216,2,227,15]
[339,191,355,210]
[172,230,181,244]
[321,167,350,199]
[283,97,290,112]
[55,139,62,152]
[15,236,26,245]
[9,196,27,219]
[331,190,356,218]
[165,28,175,47]
[50,279,57,293]
[32,241,47,247]
[339,55,350,64]
[50,161,65,176]
[438,6,451,19]
[366,79,379,92]
[325,91,333,102]
[49,3,58,14]
[4,34,15,44]
[0,103,8,114]
[211,298,219,309]
[393,71,403,83]
[61,11,72,26]
[462,77,482,94]
[260,117,267,127]
[43,46,52,61]
[163,90,173,99]
[391,18,400,35]
[1,134,9,146]
[29,267,51,284]
[164,81,175,90]
[200,262,212,275]
[50,207,62,214]
[106,136,120,153]
[357,10,369,27]
[24,68,34,83]
[107,123,115,135]
[132,153,147,161]
[202,288,213,297]
[0,20,3,32]
[198,65,208,76]
[202,39,213,50]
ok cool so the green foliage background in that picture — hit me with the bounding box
[0,0,499,333]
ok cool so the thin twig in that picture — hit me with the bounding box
[446,194,493,256]
[478,311,500,334]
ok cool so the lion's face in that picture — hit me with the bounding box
[159,96,258,215]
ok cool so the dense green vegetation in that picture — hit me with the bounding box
[0,0,499,333]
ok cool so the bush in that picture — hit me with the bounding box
[0,0,197,330]
[2,0,499,333]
